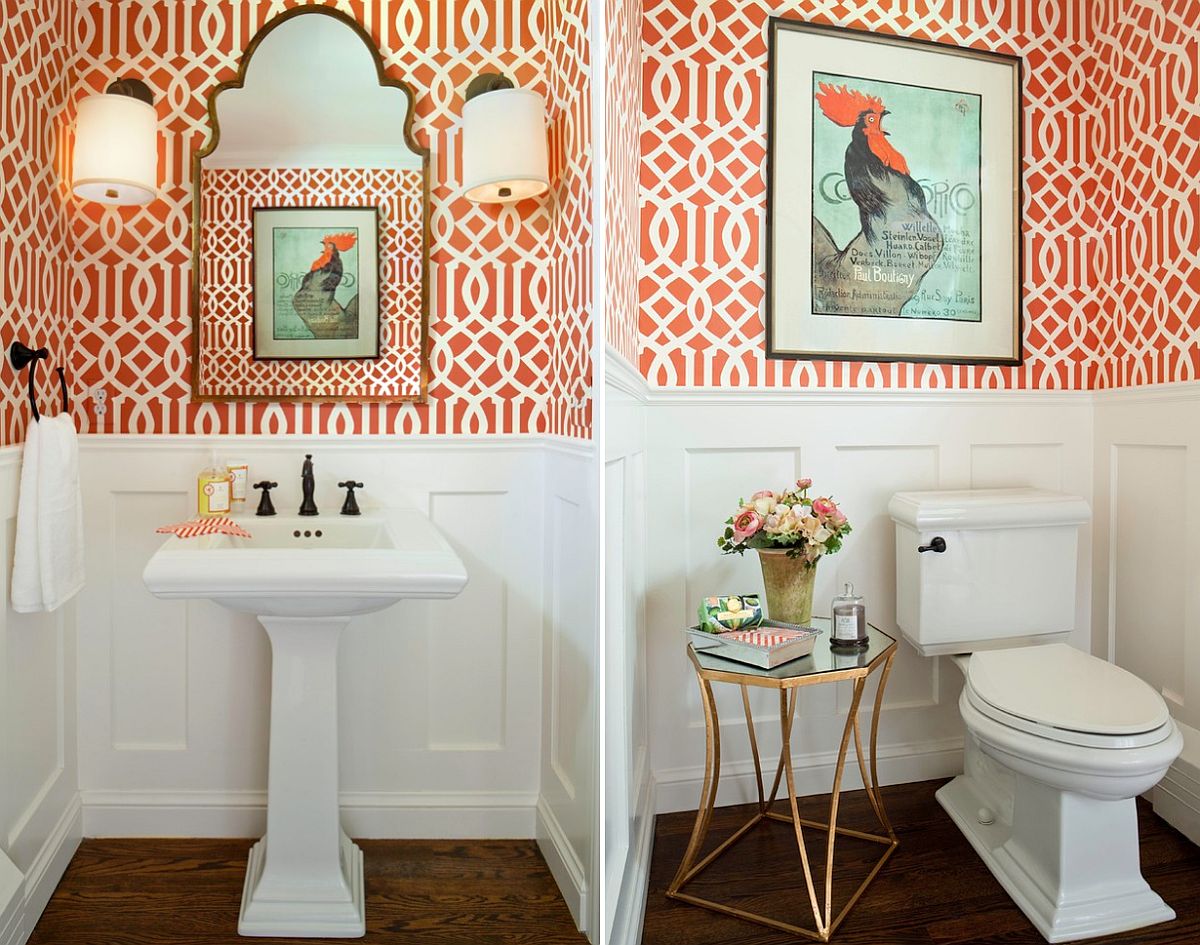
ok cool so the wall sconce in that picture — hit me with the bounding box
[461,73,549,204]
[72,78,158,205]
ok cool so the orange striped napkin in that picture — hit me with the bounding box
[721,627,808,648]
[156,517,252,539]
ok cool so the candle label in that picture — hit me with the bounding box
[834,613,859,642]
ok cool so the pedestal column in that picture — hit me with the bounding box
[238,616,365,938]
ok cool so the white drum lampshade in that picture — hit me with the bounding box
[72,85,158,205]
[462,87,549,204]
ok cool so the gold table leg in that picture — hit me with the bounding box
[668,651,899,941]
[668,675,721,892]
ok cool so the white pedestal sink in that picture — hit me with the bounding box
[143,511,468,937]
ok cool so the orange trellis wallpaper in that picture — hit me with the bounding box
[7,1,1198,451]
[636,1,1200,391]
[0,0,73,447]
[67,0,591,437]
[604,0,642,368]
[1092,1,1200,387]
[546,0,593,439]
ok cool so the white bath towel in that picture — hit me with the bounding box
[11,414,85,613]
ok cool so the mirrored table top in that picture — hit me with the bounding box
[688,617,896,688]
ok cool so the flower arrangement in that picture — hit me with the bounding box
[716,478,851,567]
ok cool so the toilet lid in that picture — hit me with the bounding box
[967,644,1169,737]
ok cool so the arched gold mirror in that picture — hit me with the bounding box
[191,7,429,402]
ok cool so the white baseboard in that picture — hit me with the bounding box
[0,857,22,945]
[1153,720,1200,845]
[0,795,81,945]
[608,775,656,945]
[536,796,589,936]
[1153,764,1200,846]
[652,737,964,814]
[81,790,538,839]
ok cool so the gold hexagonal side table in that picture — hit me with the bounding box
[668,619,898,942]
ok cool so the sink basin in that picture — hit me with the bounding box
[142,510,467,616]
[142,508,467,938]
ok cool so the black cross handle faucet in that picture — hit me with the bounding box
[254,481,278,517]
[338,481,363,516]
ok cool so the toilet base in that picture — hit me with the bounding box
[938,773,1175,943]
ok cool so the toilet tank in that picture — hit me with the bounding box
[888,488,1090,656]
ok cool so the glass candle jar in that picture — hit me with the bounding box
[830,582,868,648]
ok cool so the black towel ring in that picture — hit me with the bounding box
[54,366,69,413]
[9,342,49,422]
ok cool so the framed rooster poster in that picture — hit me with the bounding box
[765,19,1022,365]
[251,206,380,359]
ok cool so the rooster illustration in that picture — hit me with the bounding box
[291,232,359,339]
[811,83,943,316]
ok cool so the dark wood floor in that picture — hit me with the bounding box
[644,778,1200,945]
[28,838,585,944]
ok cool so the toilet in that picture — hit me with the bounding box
[888,488,1182,943]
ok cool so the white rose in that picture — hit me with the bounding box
[752,496,775,516]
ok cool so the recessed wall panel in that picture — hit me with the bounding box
[683,448,802,723]
[970,443,1064,490]
[604,458,631,870]
[111,492,189,750]
[550,493,590,799]
[832,445,939,710]
[426,492,508,751]
[2,516,62,840]
[1112,445,1186,705]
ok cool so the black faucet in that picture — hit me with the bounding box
[299,454,318,516]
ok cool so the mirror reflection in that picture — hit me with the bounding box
[192,8,428,402]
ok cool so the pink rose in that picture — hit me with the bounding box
[812,497,836,517]
[829,509,847,527]
[732,507,763,542]
[796,478,813,489]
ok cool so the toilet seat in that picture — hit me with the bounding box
[964,644,1172,750]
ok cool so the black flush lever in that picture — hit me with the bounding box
[918,536,947,553]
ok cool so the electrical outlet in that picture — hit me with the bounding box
[92,388,108,417]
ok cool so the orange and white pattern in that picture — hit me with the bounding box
[722,627,810,648]
[639,1,1113,391]
[156,517,253,539]
[0,0,73,447]
[68,0,592,438]
[604,0,643,369]
[546,0,594,439]
[197,166,423,400]
[1092,2,1200,388]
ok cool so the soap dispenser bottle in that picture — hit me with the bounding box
[830,582,868,648]
[197,453,232,518]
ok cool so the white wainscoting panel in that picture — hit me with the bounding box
[604,352,653,945]
[73,436,557,840]
[643,391,1095,813]
[1093,385,1200,839]
[538,442,599,936]
[0,446,81,945]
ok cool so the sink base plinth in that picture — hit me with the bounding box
[238,830,365,938]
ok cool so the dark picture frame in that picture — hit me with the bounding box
[765,17,1024,366]
[251,205,381,361]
